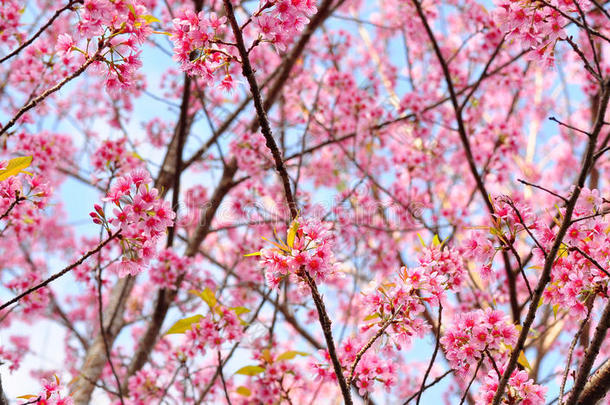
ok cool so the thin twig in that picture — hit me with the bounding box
[0,231,119,311]
[0,49,102,137]
[559,305,593,405]
[346,304,405,386]
[416,304,443,405]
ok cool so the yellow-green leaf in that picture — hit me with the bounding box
[517,350,532,371]
[202,288,217,308]
[287,218,299,248]
[276,351,309,361]
[189,288,217,308]
[432,234,441,247]
[166,314,203,335]
[363,313,380,322]
[230,306,250,316]
[235,365,265,376]
[261,236,290,252]
[141,14,160,23]
[236,386,251,397]
[553,304,559,320]
[0,156,33,181]
[244,251,261,257]
[416,233,426,247]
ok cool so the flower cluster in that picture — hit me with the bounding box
[542,193,609,317]
[14,131,73,186]
[91,137,144,182]
[175,289,246,357]
[0,0,23,47]
[338,337,398,396]
[230,131,274,175]
[0,335,29,372]
[237,349,306,404]
[19,375,73,405]
[149,248,192,289]
[0,172,52,239]
[90,169,175,277]
[171,8,230,84]
[360,266,441,348]
[127,369,163,404]
[477,369,547,405]
[441,309,517,377]
[417,243,466,289]
[254,0,318,51]
[493,0,567,68]
[258,217,337,289]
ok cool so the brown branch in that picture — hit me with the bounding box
[417,304,443,405]
[223,1,353,402]
[575,358,610,404]
[0,231,119,311]
[123,160,238,386]
[298,268,353,404]
[491,81,610,405]
[460,356,484,405]
[566,299,610,404]
[346,304,405,387]
[222,0,297,220]
[0,195,25,221]
[0,49,102,137]
[0,0,80,64]
[72,275,135,404]
[402,370,452,404]
[570,245,610,278]
[559,305,593,404]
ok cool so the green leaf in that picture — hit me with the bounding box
[235,386,251,397]
[276,351,309,361]
[165,314,203,335]
[287,218,299,248]
[553,304,559,320]
[235,365,265,376]
[0,156,33,181]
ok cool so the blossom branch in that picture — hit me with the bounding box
[222,1,353,403]
[346,304,405,387]
[0,48,103,137]
[492,81,610,405]
[0,0,81,65]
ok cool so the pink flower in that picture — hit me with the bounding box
[56,33,74,56]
